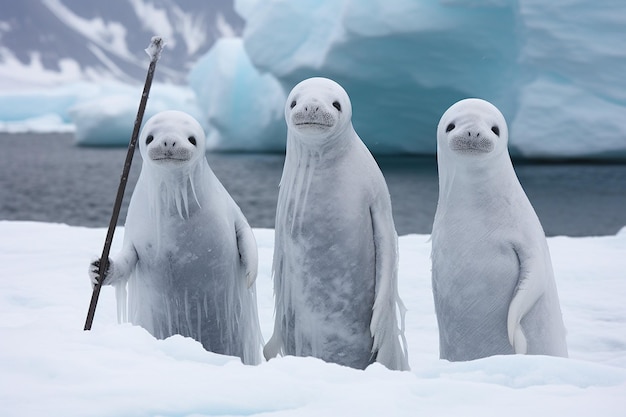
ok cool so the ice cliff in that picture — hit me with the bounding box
[225,0,626,157]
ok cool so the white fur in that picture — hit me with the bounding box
[265,77,409,370]
[90,110,263,365]
[431,98,568,361]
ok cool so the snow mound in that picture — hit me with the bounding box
[1,221,625,416]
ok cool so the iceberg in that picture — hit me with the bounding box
[0,113,74,134]
[216,0,626,157]
[188,38,286,151]
[0,83,99,124]
[1,0,624,157]
[68,83,201,146]
[0,82,201,146]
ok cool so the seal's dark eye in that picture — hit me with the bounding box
[332,101,341,112]
[491,126,500,137]
[446,123,455,133]
[188,136,197,146]
[290,100,297,109]
[146,134,154,145]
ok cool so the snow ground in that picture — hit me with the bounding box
[0,221,625,416]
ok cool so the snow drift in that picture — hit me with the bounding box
[0,221,625,416]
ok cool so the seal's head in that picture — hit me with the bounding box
[437,98,508,160]
[285,77,353,146]
[139,110,206,168]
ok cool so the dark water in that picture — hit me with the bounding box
[1,133,625,236]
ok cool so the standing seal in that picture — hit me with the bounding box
[431,98,568,361]
[89,110,263,365]
[263,77,409,370]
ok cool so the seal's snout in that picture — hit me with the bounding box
[297,98,325,119]
[147,134,194,164]
[449,127,495,154]
[292,99,335,130]
[303,103,320,113]
[161,138,177,148]
[151,134,182,149]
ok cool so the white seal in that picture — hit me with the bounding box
[431,98,568,361]
[89,110,263,365]
[263,77,409,370]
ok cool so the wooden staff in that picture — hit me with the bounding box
[84,36,164,331]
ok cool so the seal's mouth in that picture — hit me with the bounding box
[151,156,190,161]
[450,138,494,154]
[292,109,336,130]
[148,149,193,163]
[294,121,333,127]
[150,157,191,166]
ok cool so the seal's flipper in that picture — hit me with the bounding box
[235,212,258,288]
[370,203,410,371]
[507,245,546,354]
[263,331,283,361]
